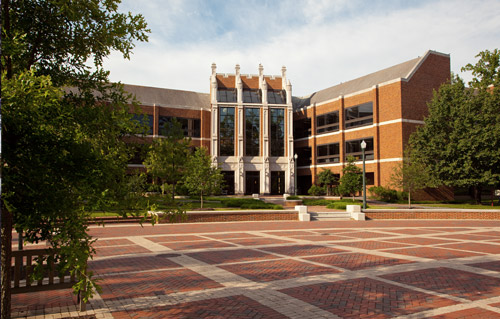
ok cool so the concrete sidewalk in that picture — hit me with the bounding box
[12,219,500,318]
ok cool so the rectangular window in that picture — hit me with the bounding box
[316,143,340,164]
[296,147,312,166]
[159,116,200,138]
[316,111,339,134]
[217,89,237,102]
[219,107,235,156]
[132,114,154,135]
[294,118,311,139]
[345,102,373,129]
[270,108,285,156]
[345,137,374,161]
[267,90,285,104]
[243,89,262,103]
[245,108,260,156]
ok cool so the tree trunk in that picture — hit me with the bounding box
[408,190,412,209]
[473,185,482,204]
[200,191,203,209]
[1,207,12,319]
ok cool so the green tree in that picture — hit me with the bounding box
[410,49,500,204]
[390,149,435,208]
[183,148,224,208]
[338,156,362,201]
[144,119,191,200]
[1,1,150,315]
[317,169,338,196]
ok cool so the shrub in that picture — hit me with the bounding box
[302,199,333,206]
[286,195,301,200]
[369,186,398,202]
[326,201,363,210]
[308,184,326,196]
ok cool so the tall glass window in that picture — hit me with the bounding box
[219,107,235,156]
[245,108,260,156]
[243,90,262,103]
[217,89,237,102]
[270,108,285,156]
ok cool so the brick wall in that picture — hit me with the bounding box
[161,211,299,223]
[365,210,500,220]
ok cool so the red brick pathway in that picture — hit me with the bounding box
[11,219,500,318]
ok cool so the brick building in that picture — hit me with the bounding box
[126,50,451,196]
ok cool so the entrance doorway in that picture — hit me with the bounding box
[222,171,234,195]
[271,171,285,195]
[245,171,260,195]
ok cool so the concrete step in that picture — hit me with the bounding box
[310,212,351,221]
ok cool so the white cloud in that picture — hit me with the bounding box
[106,0,500,96]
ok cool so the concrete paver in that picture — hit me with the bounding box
[11,219,500,318]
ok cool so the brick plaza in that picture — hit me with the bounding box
[12,219,500,318]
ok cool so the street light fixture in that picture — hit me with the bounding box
[294,153,298,196]
[360,140,367,210]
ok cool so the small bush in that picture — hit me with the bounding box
[273,205,283,210]
[326,201,363,210]
[302,199,333,206]
[308,184,326,196]
[286,195,301,200]
[369,186,398,202]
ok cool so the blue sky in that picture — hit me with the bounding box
[104,0,500,96]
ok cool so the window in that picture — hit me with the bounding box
[296,147,311,166]
[245,108,260,156]
[317,143,340,164]
[316,111,339,134]
[267,90,285,104]
[294,118,311,139]
[219,107,235,156]
[159,116,200,138]
[345,102,373,129]
[345,137,374,161]
[132,114,154,135]
[270,109,285,156]
[243,89,262,103]
[217,89,237,102]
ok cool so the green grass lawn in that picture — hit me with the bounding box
[418,203,500,209]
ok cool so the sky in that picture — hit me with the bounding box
[103,0,500,97]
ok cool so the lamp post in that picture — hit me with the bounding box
[361,140,367,210]
[294,153,298,196]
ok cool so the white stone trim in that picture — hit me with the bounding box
[299,157,403,169]
[294,118,425,142]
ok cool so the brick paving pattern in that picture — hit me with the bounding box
[10,219,500,319]
[111,295,289,319]
[438,242,500,254]
[280,277,457,319]
[159,240,236,250]
[99,268,223,300]
[95,244,151,257]
[429,308,500,318]
[222,237,294,246]
[260,244,347,256]
[89,255,181,274]
[468,260,500,272]
[187,248,279,264]
[384,237,458,245]
[382,267,500,300]
[306,252,415,270]
[219,259,342,282]
[334,240,411,250]
[384,246,484,259]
